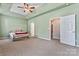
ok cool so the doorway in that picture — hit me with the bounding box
[49,14,76,46]
[49,17,60,40]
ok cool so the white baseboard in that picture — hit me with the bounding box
[38,36,51,40]
[53,37,60,40]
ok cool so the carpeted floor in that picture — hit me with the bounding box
[0,38,79,56]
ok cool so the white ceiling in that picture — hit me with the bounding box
[0,3,65,19]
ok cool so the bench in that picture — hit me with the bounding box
[9,32,29,41]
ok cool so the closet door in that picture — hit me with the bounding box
[60,14,75,46]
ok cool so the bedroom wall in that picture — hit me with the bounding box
[0,14,2,36]
[28,4,79,45]
[0,15,27,37]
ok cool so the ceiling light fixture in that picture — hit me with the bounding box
[17,3,38,13]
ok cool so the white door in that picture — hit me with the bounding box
[60,14,75,46]
[30,22,35,37]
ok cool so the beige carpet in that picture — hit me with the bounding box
[0,38,79,56]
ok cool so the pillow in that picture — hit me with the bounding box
[15,32,28,35]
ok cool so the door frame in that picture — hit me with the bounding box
[30,22,35,37]
[48,17,60,40]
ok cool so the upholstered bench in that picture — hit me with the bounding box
[9,32,29,41]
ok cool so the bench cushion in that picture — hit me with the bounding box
[15,32,28,35]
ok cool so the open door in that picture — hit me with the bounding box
[60,14,75,46]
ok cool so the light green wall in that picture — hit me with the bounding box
[0,15,27,37]
[0,3,27,37]
[0,14,2,36]
[28,4,79,45]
